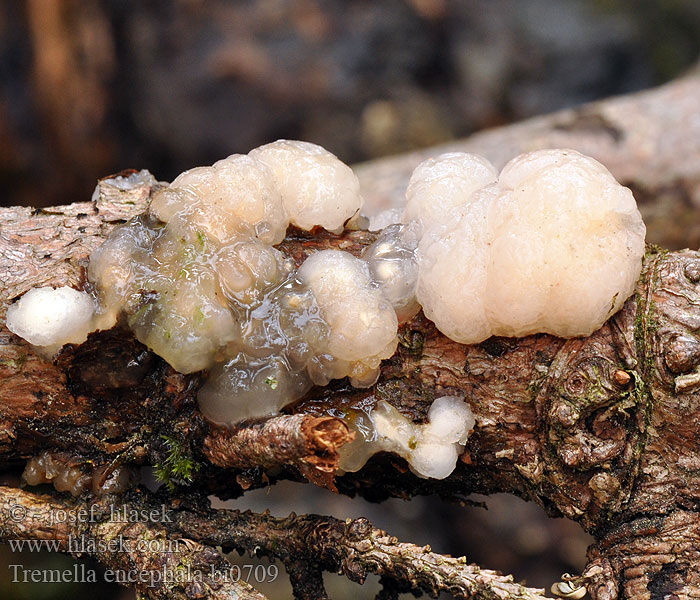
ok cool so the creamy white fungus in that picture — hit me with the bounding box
[298,250,398,387]
[6,143,644,477]
[151,154,288,245]
[84,140,394,424]
[405,149,646,343]
[338,396,475,479]
[402,152,498,232]
[367,207,403,232]
[249,140,362,233]
[6,287,96,356]
[150,140,362,245]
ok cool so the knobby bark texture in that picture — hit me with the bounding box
[2,69,700,599]
[0,484,550,600]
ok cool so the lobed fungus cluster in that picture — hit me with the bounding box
[22,451,137,497]
[5,142,646,479]
[85,140,402,424]
[404,150,646,343]
[337,396,475,479]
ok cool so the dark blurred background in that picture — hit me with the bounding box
[1,0,699,598]
[2,0,700,208]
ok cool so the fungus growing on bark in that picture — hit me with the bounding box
[87,140,399,424]
[249,140,362,233]
[337,396,475,479]
[403,149,646,343]
[5,286,96,357]
[4,144,645,479]
[362,223,421,323]
[297,249,398,387]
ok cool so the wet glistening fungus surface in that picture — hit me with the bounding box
[5,142,646,479]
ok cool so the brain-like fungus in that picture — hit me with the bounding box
[402,149,646,343]
[337,396,475,479]
[403,152,498,231]
[86,140,403,425]
[4,145,646,480]
[297,250,398,387]
[249,140,362,233]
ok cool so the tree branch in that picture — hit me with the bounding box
[170,504,550,600]
[0,485,268,600]
[2,69,700,598]
[0,483,551,600]
[204,415,353,489]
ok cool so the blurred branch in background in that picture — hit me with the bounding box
[1,0,698,208]
[25,0,115,196]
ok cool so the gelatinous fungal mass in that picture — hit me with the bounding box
[297,250,398,387]
[249,140,362,233]
[337,396,475,479]
[22,451,137,497]
[404,149,646,343]
[5,144,645,478]
[86,139,400,424]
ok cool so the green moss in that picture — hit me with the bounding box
[586,365,607,405]
[644,243,668,260]
[638,296,658,376]
[398,329,424,357]
[633,256,660,378]
[196,230,207,252]
[629,369,646,405]
[613,369,646,417]
[526,380,539,399]
[154,435,201,492]
[0,354,27,371]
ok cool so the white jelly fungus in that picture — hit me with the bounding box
[6,287,96,356]
[403,152,498,232]
[4,143,646,480]
[367,207,403,232]
[338,396,475,479]
[297,249,398,387]
[249,140,362,233]
[362,223,421,323]
[404,149,646,343]
[86,140,394,424]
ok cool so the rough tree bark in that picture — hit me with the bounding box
[2,68,700,599]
